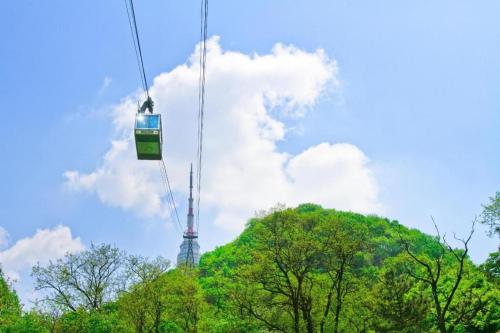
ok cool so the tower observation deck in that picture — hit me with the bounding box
[176,164,200,266]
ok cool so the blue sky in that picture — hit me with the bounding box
[0,1,499,305]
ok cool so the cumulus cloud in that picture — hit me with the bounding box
[64,37,382,230]
[64,138,167,218]
[286,143,381,212]
[0,226,84,280]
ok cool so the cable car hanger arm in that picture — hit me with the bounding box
[139,96,154,113]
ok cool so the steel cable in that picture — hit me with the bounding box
[195,0,208,233]
[124,0,150,98]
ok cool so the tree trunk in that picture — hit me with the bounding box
[431,284,447,333]
[293,298,300,333]
[333,301,341,333]
[333,263,345,333]
[153,301,162,333]
[301,295,314,333]
[320,285,334,333]
[437,319,447,333]
[305,311,314,333]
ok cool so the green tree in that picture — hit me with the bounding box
[401,220,490,333]
[480,191,500,238]
[318,214,368,333]
[163,268,207,333]
[198,243,257,332]
[200,204,500,332]
[224,206,372,333]
[234,208,321,333]
[1,311,51,333]
[0,268,22,330]
[369,255,431,333]
[32,244,126,311]
[16,204,497,332]
[479,251,499,283]
[52,304,130,333]
[118,256,170,333]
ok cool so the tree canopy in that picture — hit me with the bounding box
[1,204,498,332]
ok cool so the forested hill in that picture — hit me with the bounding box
[201,203,443,270]
[198,204,499,333]
[0,204,498,332]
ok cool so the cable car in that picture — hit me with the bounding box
[134,111,162,160]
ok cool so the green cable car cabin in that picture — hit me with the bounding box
[134,113,162,160]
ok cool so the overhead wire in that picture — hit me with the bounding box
[195,0,208,233]
[124,0,208,239]
[124,0,150,98]
[124,0,145,93]
[124,0,183,234]
[159,161,183,234]
[161,160,182,229]
[158,162,178,234]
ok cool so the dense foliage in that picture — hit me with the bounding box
[0,204,498,332]
[198,205,499,333]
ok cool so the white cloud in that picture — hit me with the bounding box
[64,138,167,218]
[64,37,382,231]
[0,226,84,280]
[286,143,382,212]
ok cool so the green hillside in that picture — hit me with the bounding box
[0,204,498,332]
[198,204,498,332]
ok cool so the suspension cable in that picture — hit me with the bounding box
[124,0,150,99]
[159,161,183,234]
[158,162,178,234]
[124,1,183,235]
[123,0,208,236]
[195,0,208,233]
[124,0,144,93]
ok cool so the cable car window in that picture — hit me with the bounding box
[135,114,160,129]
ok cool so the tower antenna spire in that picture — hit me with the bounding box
[189,163,193,201]
[177,164,200,267]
